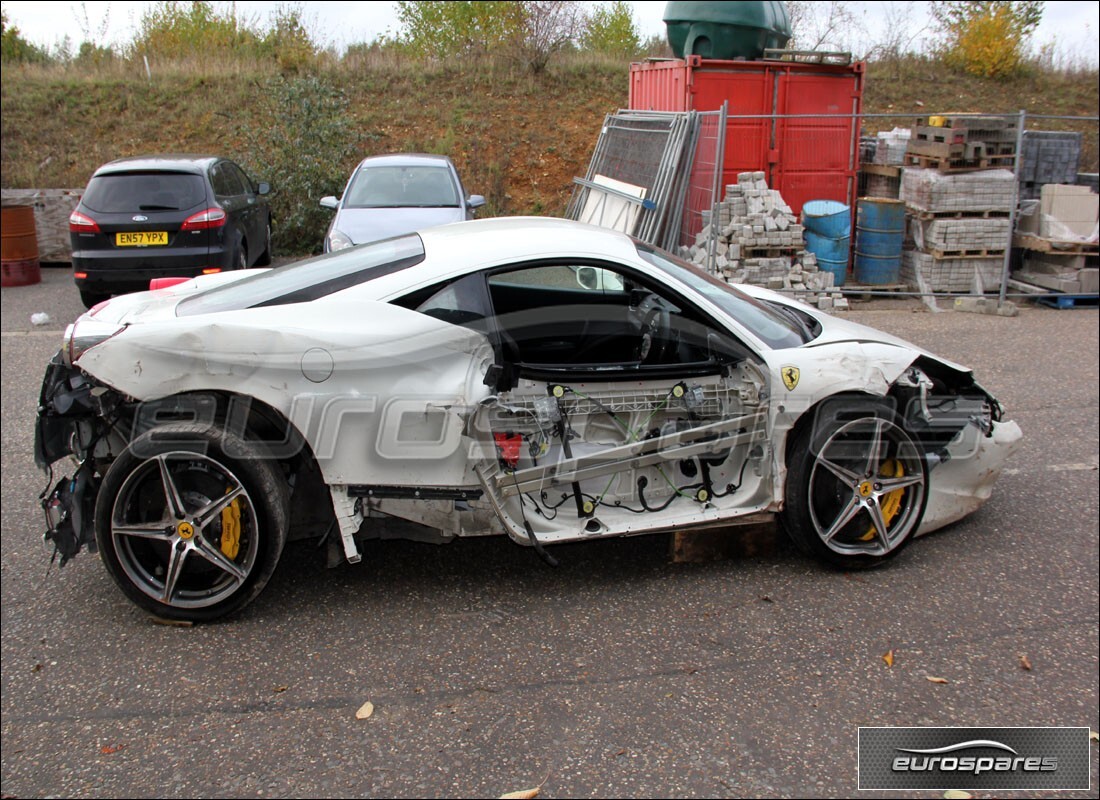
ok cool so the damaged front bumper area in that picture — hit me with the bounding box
[918,417,1022,535]
[889,358,1022,535]
[35,353,120,565]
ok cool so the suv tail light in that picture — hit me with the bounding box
[69,210,101,233]
[181,207,227,231]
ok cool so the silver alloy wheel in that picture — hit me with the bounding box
[110,452,260,609]
[807,416,926,557]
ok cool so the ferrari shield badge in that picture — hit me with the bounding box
[781,366,800,391]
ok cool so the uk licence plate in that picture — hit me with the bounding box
[116,231,168,246]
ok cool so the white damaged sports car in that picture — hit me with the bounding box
[36,217,1022,621]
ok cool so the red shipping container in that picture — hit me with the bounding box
[629,55,864,221]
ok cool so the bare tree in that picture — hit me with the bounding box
[866,1,933,60]
[510,0,588,73]
[786,0,864,53]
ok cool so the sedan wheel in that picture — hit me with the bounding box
[95,424,288,622]
[256,222,273,266]
[781,402,927,569]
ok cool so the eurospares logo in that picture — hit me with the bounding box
[858,727,1090,790]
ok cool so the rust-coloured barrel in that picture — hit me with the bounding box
[1,205,42,287]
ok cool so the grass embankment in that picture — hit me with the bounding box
[2,55,1095,254]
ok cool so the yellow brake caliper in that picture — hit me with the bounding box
[220,490,242,559]
[860,459,905,541]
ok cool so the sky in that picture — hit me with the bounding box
[2,0,1098,64]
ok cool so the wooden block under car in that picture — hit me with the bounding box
[671,521,778,563]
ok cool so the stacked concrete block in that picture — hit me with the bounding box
[873,128,911,165]
[901,168,1016,214]
[1077,173,1100,195]
[684,173,848,311]
[901,168,1015,293]
[1015,252,1099,295]
[908,217,1011,253]
[1019,131,1081,200]
[902,251,1004,294]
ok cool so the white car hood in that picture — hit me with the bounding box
[739,284,971,375]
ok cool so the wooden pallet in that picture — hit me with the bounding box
[926,247,1007,259]
[1013,234,1099,255]
[1037,293,1100,309]
[838,282,912,298]
[904,153,1016,173]
[1005,278,1099,309]
[907,207,1011,220]
[860,164,902,178]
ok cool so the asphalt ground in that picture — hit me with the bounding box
[2,267,1098,798]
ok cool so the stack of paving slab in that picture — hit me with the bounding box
[684,172,848,311]
[1019,131,1082,200]
[900,168,1015,293]
[1012,183,1100,296]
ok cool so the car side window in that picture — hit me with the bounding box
[226,163,254,195]
[393,273,492,331]
[486,262,744,371]
[210,164,236,198]
[211,163,249,198]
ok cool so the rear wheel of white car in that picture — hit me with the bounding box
[95,424,288,622]
[781,400,927,569]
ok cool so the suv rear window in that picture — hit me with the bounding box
[81,172,206,213]
[177,234,426,316]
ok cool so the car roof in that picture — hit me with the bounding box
[412,216,641,275]
[94,155,225,176]
[353,153,455,171]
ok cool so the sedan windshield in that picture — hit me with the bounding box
[636,245,807,350]
[177,234,425,316]
[344,166,459,208]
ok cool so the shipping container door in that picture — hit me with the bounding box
[694,66,772,193]
[772,66,862,217]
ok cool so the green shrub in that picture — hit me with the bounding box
[237,74,358,254]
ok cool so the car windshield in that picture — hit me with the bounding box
[177,234,426,316]
[82,172,206,213]
[636,244,807,350]
[344,165,459,208]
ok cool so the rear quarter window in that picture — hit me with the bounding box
[82,172,207,213]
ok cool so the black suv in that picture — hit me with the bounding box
[69,155,273,308]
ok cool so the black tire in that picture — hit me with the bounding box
[233,241,248,270]
[79,289,110,309]
[779,398,927,570]
[95,423,289,622]
[255,221,273,266]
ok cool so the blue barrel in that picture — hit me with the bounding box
[804,231,849,286]
[854,198,905,285]
[801,200,851,238]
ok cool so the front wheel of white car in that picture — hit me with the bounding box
[95,424,288,622]
[780,400,927,569]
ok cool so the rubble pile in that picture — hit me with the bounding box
[683,172,849,311]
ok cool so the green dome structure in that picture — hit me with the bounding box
[664,1,792,60]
